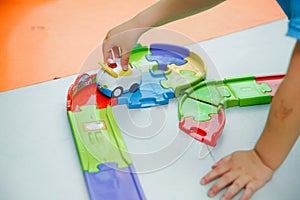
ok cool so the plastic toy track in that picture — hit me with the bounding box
[67,43,207,200]
[67,43,285,199]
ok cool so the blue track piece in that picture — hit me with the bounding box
[84,163,146,200]
[117,72,175,108]
[146,43,189,70]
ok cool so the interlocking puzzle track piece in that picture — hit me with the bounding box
[185,75,276,109]
[166,51,206,77]
[178,95,225,147]
[183,80,226,107]
[150,43,190,58]
[161,70,198,97]
[84,163,145,200]
[179,74,285,146]
[178,96,220,122]
[255,74,285,97]
[117,72,175,108]
[146,43,189,70]
[161,51,206,97]
[223,76,272,107]
[68,105,132,172]
[179,110,226,147]
[129,44,158,72]
[67,73,117,112]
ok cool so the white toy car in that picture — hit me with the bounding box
[96,58,142,97]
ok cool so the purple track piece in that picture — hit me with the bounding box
[150,43,190,58]
[84,163,146,200]
[146,43,190,70]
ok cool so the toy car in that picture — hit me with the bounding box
[96,58,142,98]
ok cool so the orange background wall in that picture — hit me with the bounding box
[0,0,285,92]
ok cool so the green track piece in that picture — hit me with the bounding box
[184,76,273,109]
[161,70,202,97]
[68,105,131,172]
[179,96,219,122]
[187,80,229,107]
[180,70,200,79]
[224,76,272,106]
[129,44,158,72]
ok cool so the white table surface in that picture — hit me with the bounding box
[1,19,299,200]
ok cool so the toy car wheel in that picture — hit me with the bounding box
[112,87,123,97]
[129,83,139,93]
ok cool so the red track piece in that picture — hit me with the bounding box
[67,73,117,112]
[255,74,285,97]
[179,108,226,147]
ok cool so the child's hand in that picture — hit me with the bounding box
[201,150,274,200]
[102,21,146,70]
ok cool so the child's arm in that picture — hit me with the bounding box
[255,41,300,170]
[201,41,300,200]
[132,0,226,28]
[103,0,226,69]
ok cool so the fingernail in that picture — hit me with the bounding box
[220,196,227,200]
[200,178,206,185]
[123,65,128,70]
[208,190,215,197]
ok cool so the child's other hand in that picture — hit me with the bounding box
[102,21,145,70]
[201,150,274,200]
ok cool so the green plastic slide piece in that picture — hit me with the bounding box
[224,76,272,106]
[68,105,131,172]
[129,44,158,72]
[178,96,219,122]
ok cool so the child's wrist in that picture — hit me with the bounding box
[253,147,276,172]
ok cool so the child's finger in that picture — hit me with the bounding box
[201,163,229,185]
[206,171,239,197]
[121,51,131,70]
[221,176,250,200]
[112,46,121,59]
[212,154,232,169]
[102,41,113,62]
[239,182,258,200]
